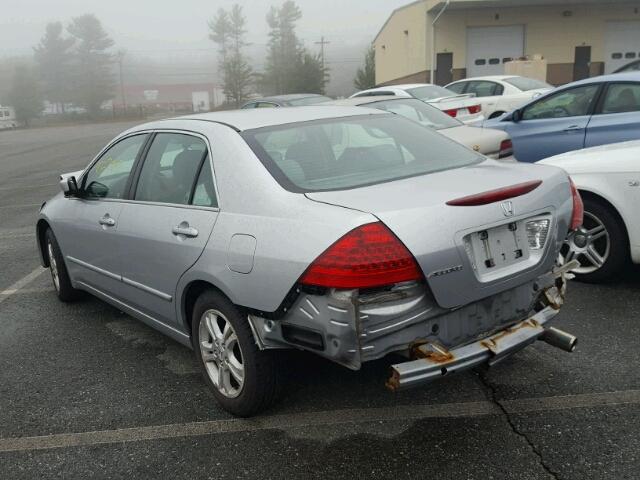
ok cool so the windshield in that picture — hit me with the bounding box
[406,85,457,100]
[242,114,483,193]
[504,77,552,91]
[287,96,333,106]
[366,98,461,130]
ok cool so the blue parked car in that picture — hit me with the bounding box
[484,72,640,162]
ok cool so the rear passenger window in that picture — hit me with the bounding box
[447,82,466,94]
[467,81,500,97]
[601,83,640,114]
[135,133,207,205]
[191,157,218,208]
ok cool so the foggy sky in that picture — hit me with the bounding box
[1,0,410,59]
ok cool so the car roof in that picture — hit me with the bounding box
[449,76,517,83]
[248,94,327,104]
[139,106,386,132]
[567,71,640,87]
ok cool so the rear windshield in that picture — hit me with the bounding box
[406,85,457,100]
[242,114,483,193]
[287,96,333,106]
[504,77,552,91]
[367,98,461,130]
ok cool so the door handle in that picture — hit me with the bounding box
[563,125,582,133]
[99,215,116,227]
[172,224,199,238]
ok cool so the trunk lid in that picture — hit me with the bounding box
[306,160,573,308]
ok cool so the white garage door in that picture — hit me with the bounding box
[466,25,525,77]
[605,21,640,74]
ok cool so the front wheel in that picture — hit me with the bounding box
[559,197,629,283]
[45,228,80,302]
[193,290,283,417]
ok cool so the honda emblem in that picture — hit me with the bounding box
[501,201,514,217]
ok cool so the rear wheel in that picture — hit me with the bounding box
[45,228,80,302]
[559,197,629,282]
[192,290,282,416]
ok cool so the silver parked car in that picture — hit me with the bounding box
[325,96,514,160]
[37,106,582,416]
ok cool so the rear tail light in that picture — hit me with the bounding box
[569,177,584,231]
[299,222,423,289]
[498,139,514,159]
[468,105,482,114]
[446,180,543,206]
[443,108,458,117]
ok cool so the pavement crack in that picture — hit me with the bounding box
[477,370,561,480]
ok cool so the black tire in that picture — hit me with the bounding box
[192,289,283,417]
[45,228,80,302]
[573,197,629,283]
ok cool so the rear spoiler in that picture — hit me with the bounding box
[430,93,477,103]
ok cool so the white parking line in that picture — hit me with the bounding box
[0,183,56,190]
[0,267,47,305]
[0,203,41,210]
[0,389,637,453]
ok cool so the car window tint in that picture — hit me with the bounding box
[83,134,148,199]
[601,83,640,114]
[135,133,207,205]
[446,82,466,94]
[522,85,600,120]
[191,155,217,208]
[256,102,278,108]
[242,114,482,193]
[467,81,499,97]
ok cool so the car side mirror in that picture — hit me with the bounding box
[60,175,80,197]
[512,109,523,123]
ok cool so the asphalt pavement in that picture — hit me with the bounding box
[0,123,638,479]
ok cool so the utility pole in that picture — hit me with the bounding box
[315,36,331,71]
[116,50,127,111]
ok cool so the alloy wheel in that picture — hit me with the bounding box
[199,309,245,398]
[47,240,60,292]
[559,211,610,274]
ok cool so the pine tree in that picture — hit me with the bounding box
[8,65,43,126]
[209,4,253,107]
[33,22,75,113]
[354,45,376,90]
[67,14,115,116]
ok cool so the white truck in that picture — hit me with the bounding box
[0,105,17,129]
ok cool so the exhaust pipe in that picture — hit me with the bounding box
[540,327,577,353]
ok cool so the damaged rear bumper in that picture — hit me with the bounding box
[386,305,575,391]
[248,261,579,384]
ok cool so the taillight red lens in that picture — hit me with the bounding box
[446,180,542,206]
[443,108,458,117]
[468,105,481,114]
[299,222,423,289]
[498,139,514,159]
[569,177,584,231]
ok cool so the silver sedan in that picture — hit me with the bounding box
[37,106,581,416]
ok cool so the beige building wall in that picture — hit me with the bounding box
[375,1,640,85]
[374,1,430,85]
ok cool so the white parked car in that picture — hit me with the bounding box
[446,76,553,119]
[539,141,640,282]
[326,96,514,160]
[350,84,484,125]
[0,105,17,129]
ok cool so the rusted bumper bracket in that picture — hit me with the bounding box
[386,304,570,392]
